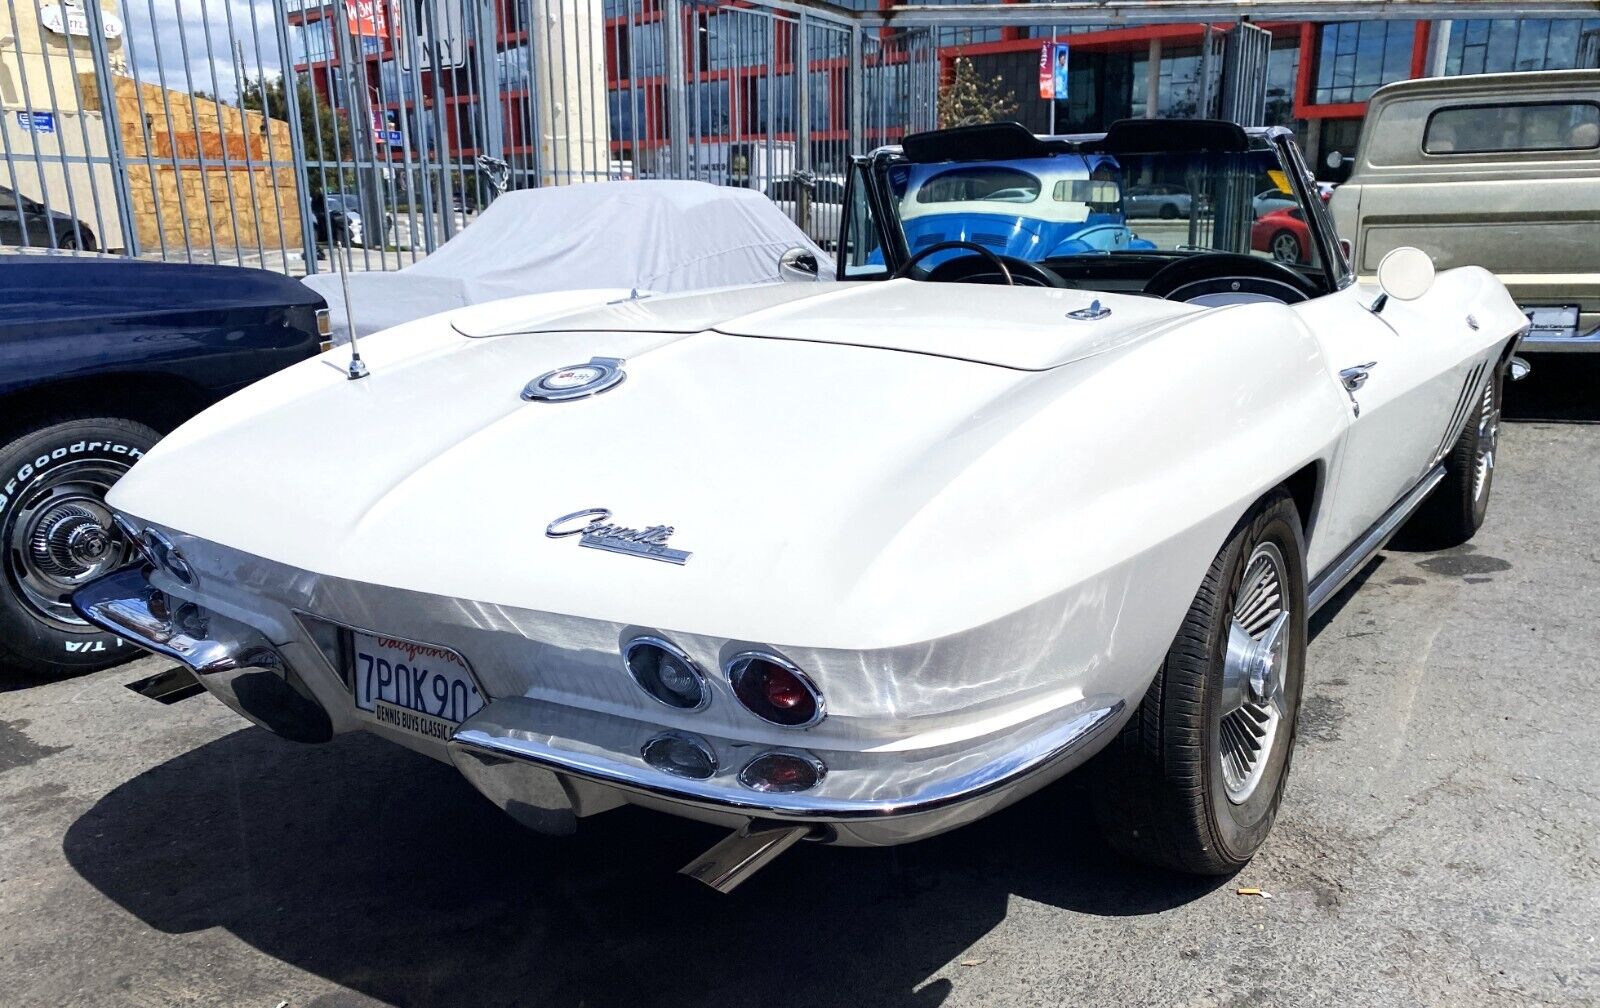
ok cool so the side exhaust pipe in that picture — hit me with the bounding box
[680,821,811,894]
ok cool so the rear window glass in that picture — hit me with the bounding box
[1424,102,1600,154]
[915,167,1040,204]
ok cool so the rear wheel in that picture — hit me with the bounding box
[0,417,158,677]
[1158,203,1180,220]
[1092,492,1307,874]
[1399,366,1501,549]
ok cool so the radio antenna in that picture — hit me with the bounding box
[331,220,368,380]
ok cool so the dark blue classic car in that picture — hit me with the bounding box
[0,250,326,677]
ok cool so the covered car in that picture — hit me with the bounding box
[304,180,832,343]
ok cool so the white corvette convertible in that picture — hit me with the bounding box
[77,120,1524,892]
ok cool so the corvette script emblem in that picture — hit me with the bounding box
[545,509,691,565]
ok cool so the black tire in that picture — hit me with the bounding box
[1398,366,1502,550]
[0,417,159,678]
[1092,491,1308,875]
[1158,203,1180,220]
[1269,229,1302,264]
[55,231,79,250]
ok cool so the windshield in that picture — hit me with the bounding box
[882,147,1320,270]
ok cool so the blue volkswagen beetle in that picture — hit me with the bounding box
[889,154,1156,263]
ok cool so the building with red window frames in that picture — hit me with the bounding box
[285,1,1599,187]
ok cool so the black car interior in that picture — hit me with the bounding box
[862,120,1339,306]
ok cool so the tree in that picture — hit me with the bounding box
[938,56,1016,129]
[241,74,354,197]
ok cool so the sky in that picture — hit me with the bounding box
[120,0,289,103]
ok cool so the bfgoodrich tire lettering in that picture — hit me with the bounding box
[0,417,159,677]
[1091,491,1308,874]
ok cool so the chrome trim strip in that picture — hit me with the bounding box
[1308,464,1447,613]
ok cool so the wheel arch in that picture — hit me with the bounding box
[0,373,216,446]
[1280,459,1322,545]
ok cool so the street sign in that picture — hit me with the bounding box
[16,111,55,134]
[398,0,467,70]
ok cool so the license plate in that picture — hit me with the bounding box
[350,631,484,739]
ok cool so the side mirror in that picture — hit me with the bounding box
[1509,356,1531,382]
[1326,150,1346,170]
[778,246,821,283]
[1371,246,1435,313]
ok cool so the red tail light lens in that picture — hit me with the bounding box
[728,652,823,727]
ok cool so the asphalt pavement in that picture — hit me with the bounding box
[1,419,1596,1008]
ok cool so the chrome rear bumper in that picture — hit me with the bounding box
[74,565,1125,847]
[74,566,333,743]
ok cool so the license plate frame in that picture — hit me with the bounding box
[341,627,487,738]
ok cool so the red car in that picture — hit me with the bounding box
[1252,206,1311,265]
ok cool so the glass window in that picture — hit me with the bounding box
[1444,18,1600,75]
[0,186,19,211]
[842,166,887,277]
[629,21,664,76]
[915,167,1042,204]
[295,20,334,63]
[496,44,529,91]
[1425,102,1600,154]
[691,81,730,137]
[1313,21,1416,104]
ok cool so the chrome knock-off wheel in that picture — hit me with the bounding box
[1473,378,1499,503]
[1219,541,1291,804]
[4,461,133,632]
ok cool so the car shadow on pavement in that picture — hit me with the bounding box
[63,723,1226,1008]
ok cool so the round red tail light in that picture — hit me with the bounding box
[728,652,823,727]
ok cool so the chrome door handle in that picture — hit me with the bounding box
[1339,362,1377,392]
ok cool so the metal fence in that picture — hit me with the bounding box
[0,0,941,274]
[6,0,1598,275]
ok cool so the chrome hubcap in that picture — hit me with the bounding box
[1219,541,1290,804]
[1474,380,1498,502]
[3,462,131,630]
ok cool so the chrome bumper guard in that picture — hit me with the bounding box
[449,693,1124,846]
[75,565,1125,847]
[73,566,333,743]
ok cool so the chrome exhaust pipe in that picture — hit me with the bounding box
[679,821,811,893]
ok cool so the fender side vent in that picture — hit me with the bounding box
[1429,361,1487,469]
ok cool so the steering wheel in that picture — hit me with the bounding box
[892,240,1065,288]
[1144,253,1319,305]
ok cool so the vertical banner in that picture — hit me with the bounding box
[1038,43,1054,99]
[347,0,388,38]
[1052,43,1070,101]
